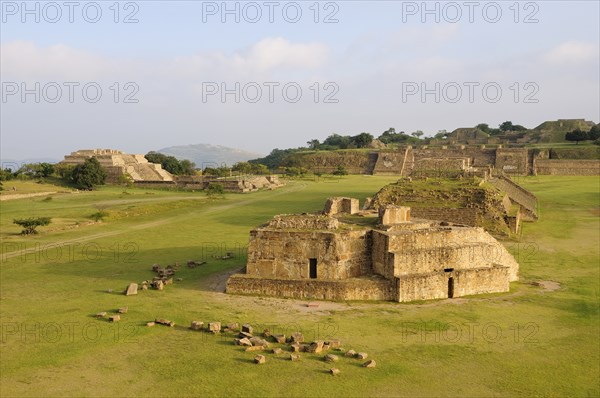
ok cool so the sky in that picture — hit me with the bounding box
[1,0,599,162]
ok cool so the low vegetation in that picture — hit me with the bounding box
[0,176,597,397]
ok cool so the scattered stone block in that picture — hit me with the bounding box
[242,324,254,334]
[263,329,271,338]
[289,354,300,361]
[226,323,239,331]
[153,280,164,290]
[146,322,155,327]
[323,344,331,351]
[326,339,341,348]
[272,348,283,355]
[109,315,120,322]
[239,331,253,339]
[290,332,304,343]
[363,360,376,368]
[238,338,252,346]
[118,307,128,314]
[329,368,340,376]
[152,264,160,272]
[246,346,265,352]
[324,354,339,362]
[95,312,107,318]
[357,352,368,360]
[345,350,356,357]
[254,355,266,364]
[190,321,204,331]
[290,343,301,353]
[300,344,310,353]
[249,337,270,347]
[274,334,286,344]
[124,283,138,296]
[141,284,148,291]
[155,318,175,327]
[307,341,324,353]
[208,322,221,333]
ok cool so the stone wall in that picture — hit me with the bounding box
[226,275,395,301]
[372,150,408,175]
[489,175,537,220]
[534,159,600,175]
[453,266,510,296]
[396,266,510,302]
[495,148,529,175]
[412,158,470,178]
[245,229,371,280]
[324,197,359,215]
[410,208,478,226]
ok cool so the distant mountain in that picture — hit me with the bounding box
[156,144,264,168]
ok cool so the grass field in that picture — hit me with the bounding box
[1,175,598,397]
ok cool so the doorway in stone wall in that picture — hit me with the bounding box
[309,258,318,279]
[448,277,455,298]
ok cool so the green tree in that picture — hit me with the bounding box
[565,129,589,145]
[499,121,515,132]
[411,131,424,139]
[332,165,348,176]
[307,139,321,150]
[588,125,600,140]
[205,182,225,198]
[351,132,374,148]
[13,217,52,235]
[71,158,107,190]
[476,123,490,133]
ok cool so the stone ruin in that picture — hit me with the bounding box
[61,149,174,183]
[226,198,520,302]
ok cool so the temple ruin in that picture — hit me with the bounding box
[226,197,519,302]
[61,149,174,183]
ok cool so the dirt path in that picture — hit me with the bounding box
[0,192,56,201]
[2,183,306,260]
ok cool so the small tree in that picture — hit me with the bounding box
[71,158,107,189]
[565,129,589,145]
[13,217,52,235]
[588,125,600,140]
[206,182,225,198]
[332,165,348,176]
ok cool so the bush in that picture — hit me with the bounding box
[90,211,109,222]
[71,158,107,190]
[13,217,52,235]
[332,165,348,176]
[206,182,225,198]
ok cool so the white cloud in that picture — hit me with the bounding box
[543,41,599,65]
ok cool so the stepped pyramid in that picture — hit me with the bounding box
[61,149,174,183]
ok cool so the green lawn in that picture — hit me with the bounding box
[0,175,598,397]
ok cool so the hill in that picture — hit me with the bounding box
[532,119,596,143]
[156,144,263,168]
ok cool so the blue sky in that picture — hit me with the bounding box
[1,1,599,161]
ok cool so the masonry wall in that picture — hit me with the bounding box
[454,266,510,296]
[413,148,497,168]
[397,273,448,302]
[534,159,600,175]
[495,148,530,175]
[372,150,408,175]
[245,229,370,280]
[489,175,537,220]
[410,207,478,226]
[226,275,395,301]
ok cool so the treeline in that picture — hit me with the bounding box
[565,125,600,144]
[0,158,107,190]
[144,152,196,175]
